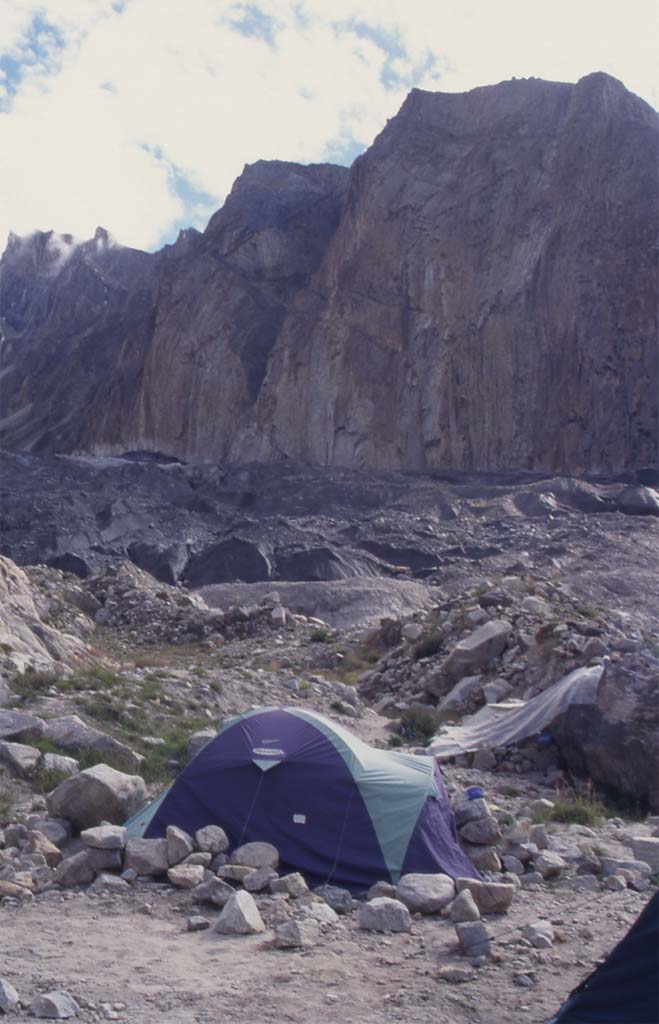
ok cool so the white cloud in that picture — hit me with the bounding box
[0,0,656,252]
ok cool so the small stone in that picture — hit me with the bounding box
[438,965,474,984]
[80,825,127,850]
[274,919,321,948]
[314,883,355,912]
[502,855,525,876]
[459,816,502,845]
[523,920,554,948]
[195,825,229,856]
[455,879,515,914]
[166,825,194,865]
[270,872,308,898]
[167,863,204,889]
[455,920,491,958]
[528,824,549,849]
[0,978,20,1014]
[29,990,79,1018]
[87,847,122,872]
[26,831,62,867]
[630,837,659,872]
[472,749,496,771]
[302,902,339,926]
[123,838,169,876]
[450,889,480,923]
[358,898,412,933]
[214,891,266,935]
[218,864,256,882]
[230,841,279,870]
[89,874,131,894]
[570,876,600,892]
[605,875,627,892]
[187,915,210,932]
[193,877,235,906]
[54,851,95,889]
[366,881,397,901]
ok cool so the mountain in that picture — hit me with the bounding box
[1,73,657,473]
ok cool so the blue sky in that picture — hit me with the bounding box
[0,0,656,252]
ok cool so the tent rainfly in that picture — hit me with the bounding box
[125,707,478,890]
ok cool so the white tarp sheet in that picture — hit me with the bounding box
[428,664,604,759]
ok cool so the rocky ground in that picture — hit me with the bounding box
[1,458,658,1022]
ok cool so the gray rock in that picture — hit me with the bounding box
[456,879,515,914]
[0,709,44,742]
[441,620,511,681]
[453,797,492,828]
[195,825,229,855]
[366,880,398,901]
[396,872,455,913]
[218,864,255,882]
[0,740,41,776]
[29,991,79,1018]
[460,844,502,873]
[438,965,474,984]
[86,847,122,872]
[502,855,525,875]
[167,863,204,888]
[26,817,71,848]
[482,679,512,704]
[605,874,627,892]
[358,897,412,933]
[89,873,131,894]
[459,816,502,845]
[439,675,483,713]
[193,876,235,906]
[534,851,567,878]
[274,919,321,947]
[166,825,194,865]
[472,748,497,771]
[314,883,355,912]
[601,858,652,878]
[630,837,659,871]
[123,838,169,876]
[53,851,95,888]
[187,915,210,932]
[0,978,20,1014]
[187,730,216,762]
[523,920,554,948]
[270,872,308,898]
[528,824,549,850]
[302,902,339,926]
[80,824,127,850]
[455,920,491,958]
[230,841,279,869]
[41,753,79,777]
[570,875,600,892]
[214,891,266,935]
[243,866,277,893]
[183,851,212,867]
[449,889,480,923]
[42,715,141,773]
[26,831,62,867]
[46,764,146,830]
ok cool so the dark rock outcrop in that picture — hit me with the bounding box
[1,76,656,474]
[552,656,659,811]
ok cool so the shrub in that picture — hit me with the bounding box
[11,668,62,699]
[309,628,332,643]
[397,706,442,744]
[534,781,604,827]
[0,789,15,823]
[413,631,444,661]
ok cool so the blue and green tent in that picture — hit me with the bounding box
[126,707,477,891]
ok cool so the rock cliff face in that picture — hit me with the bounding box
[1,73,657,472]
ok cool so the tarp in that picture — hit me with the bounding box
[125,706,478,891]
[549,892,659,1022]
[428,665,604,759]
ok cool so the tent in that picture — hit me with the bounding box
[126,706,478,891]
[549,892,659,1023]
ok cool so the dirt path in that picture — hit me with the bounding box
[0,885,648,1024]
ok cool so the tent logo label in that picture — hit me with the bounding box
[252,746,285,757]
[293,814,306,824]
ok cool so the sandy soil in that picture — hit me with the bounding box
[0,883,648,1024]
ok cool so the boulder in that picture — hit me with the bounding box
[80,824,127,850]
[274,919,321,947]
[314,883,355,913]
[195,825,229,855]
[42,753,79,778]
[185,537,272,586]
[89,873,131,894]
[123,838,169,876]
[439,676,484,714]
[0,710,43,742]
[455,879,515,914]
[28,991,79,1018]
[616,486,659,516]
[26,817,71,848]
[243,867,277,893]
[460,844,502,873]
[127,541,188,584]
[214,891,266,935]
[441,620,511,681]
[54,851,95,888]
[459,816,502,845]
[0,740,41,777]
[46,764,146,830]
[187,916,211,932]
[455,920,491,958]
[630,837,659,872]
[523,920,555,948]
[270,872,308,898]
[302,903,339,926]
[0,978,19,1013]
[358,897,412,933]
[534,851,567,878]
[166,825,194,865]
[230,841,279,869]
[449,889,480,923]
[551,658,659,811]
[167,863,204,888]
[41,715,141,773]
[396,873,455,913]
[193,877,235,906]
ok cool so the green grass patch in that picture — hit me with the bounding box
[137,719,211,784]
[309,628,332,643]
[534,782,605,827]
[0,789,16,823]
[413,631,444,661]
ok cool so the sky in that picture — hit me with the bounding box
[0,0,657,253]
